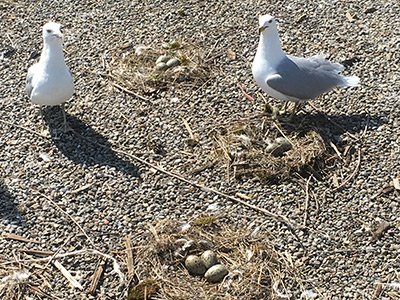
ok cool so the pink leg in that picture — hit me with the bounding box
[237,82,255,101]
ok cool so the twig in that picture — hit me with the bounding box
[333,148,362,191]
[308,102,357,140]
[68,183,92,195]
[182,118,194,140]
[18,249,55,257]
[303,176,312,226]
[53,260,83,290]
[32,189,97,249]
[329,141,343,161]
[0,119,46,138]
[89,257,107,295]
[125,235,134,277]
[42,235,72,273]
[3,233,40,244]
[101,74,152,103]
[273,121,293,145]
[0,249,125,283]
[109,147,302,243]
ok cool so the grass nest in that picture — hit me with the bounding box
[127,216,305,299]
[109,40,217,93]
[208,115,327,182]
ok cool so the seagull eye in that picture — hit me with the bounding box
[46,29,52,33]
[268,20,272,23]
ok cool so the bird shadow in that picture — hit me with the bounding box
[49,110,140,177]
[280,111,388,140]
[0,181,22,226]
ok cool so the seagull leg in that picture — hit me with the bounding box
[37,105,51,136]
[288,102,299,120]
[58,103,73,133]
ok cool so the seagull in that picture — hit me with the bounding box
[252,15,359,117]
[26,22,74,133]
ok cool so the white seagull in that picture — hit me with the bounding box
[252,15,359,117]
[26,22,74,132]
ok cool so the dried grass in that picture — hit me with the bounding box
[208,116,327,182]
[109,40,217,93]
[129,217,305,299]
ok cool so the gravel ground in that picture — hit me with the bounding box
[1,0,399,299]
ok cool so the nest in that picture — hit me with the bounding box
[209,116,327,182]
[127,216,305,299]
[109,40,216,93]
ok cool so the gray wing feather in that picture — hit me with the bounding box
[26,66,35,99]
[267,56,344,100]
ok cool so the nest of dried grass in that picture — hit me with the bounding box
[109,40,217,93]
[128,216,305,300]
[208,116,327,182]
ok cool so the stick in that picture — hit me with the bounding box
[273,121,293,145]
[3,233,40,244]
[89,257,107,295]
[0,119,46,138]
[182,118,194,140]
[32,189,97,249]
[125,236,134,276]
[53,260,83,290]
[42,235,72,272]
[333,148,362,191]
[308,103,357,140]
[303,176,312,226]
[0,249,125,282]
[103,76,152,104]
[110,147,303,244]
[18,249,55,257]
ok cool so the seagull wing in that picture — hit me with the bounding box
[26,65,36,99]
[266,56,344,100]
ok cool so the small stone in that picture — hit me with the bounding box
[155,62,168,71]
[185,255,206,275]
[166,58,181,68]
[156,55,171,64]
[204,264,228,282]
[201,250,217,269]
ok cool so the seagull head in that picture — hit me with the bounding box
[258,15,277,35]
[42,22,63,43]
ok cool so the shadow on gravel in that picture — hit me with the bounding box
[51,112,140,177]
[0,182,21,225]
[281,112,388,137]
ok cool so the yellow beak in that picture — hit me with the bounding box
[258,26,266,35]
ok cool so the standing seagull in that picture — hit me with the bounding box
[252,15,359,117]
[26,22,74,132]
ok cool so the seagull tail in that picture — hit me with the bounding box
[340,75,360,87]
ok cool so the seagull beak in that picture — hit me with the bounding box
[54,33,63,39]
[258,26,266,35]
